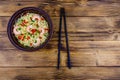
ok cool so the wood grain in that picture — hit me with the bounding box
[0,1,120,16]
[2,0,120,3]
[69,50,97,67]
[0,49,96,67]
[2,35,120,50]
[0,0,120,79]
[2,16,120,41]
[6,16,120,33]
[0,41,120,67]
[0,67,119,80]
[1,14,120,67]
[0,49,58,67]
[97,50,120,66]
[0,0,75,2]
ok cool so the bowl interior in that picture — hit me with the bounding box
[8,7,53,51]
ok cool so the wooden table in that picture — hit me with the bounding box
[0,0,120,80]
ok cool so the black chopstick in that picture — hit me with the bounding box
[57,7,63,69]
[62,8,71,69]
[57,8,71,69]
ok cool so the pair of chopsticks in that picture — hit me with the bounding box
[57,8,71,69]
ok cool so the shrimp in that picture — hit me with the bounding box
[33,38,41,47]
[27,25,33,33]
[32,14,41,21]
[39,27,45,35]
[13,26,21,35]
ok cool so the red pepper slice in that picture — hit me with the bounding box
[30,43,32,46]
[18,35,22,40]
[18,35,24,40]
[27,36,30,40]
[31,29,36,34]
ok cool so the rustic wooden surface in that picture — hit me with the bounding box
[0,0,120,80]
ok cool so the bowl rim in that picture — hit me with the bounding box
[7,7,53,51]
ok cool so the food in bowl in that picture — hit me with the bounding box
[13,13,49,47]
[8,7,53,51]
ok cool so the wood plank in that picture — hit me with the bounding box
[3,16,120,32]
[3,31,120,42]
[2,37,120,66]
[0,31,114,41]
[2,16,119,32]
[0,46,120,67]
[2,16,120,41]
[0,49,57,67]
[68,41,120,50]
[0,49,96,67]
[1,0,120,3]
[0,1,120,80]
[69,49,120,67]
[69,50,97,66]
[0,67,119,79]
[53,32,120,41]
[2,36,120,50]
[0,1,120,16]
[96,50,120,66]
[52,16,120,33]
[63,67,120,80]
[0,38,120,66]
[1,0,75,2]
